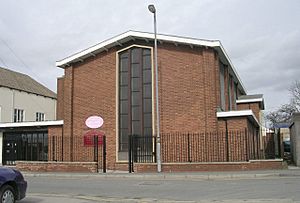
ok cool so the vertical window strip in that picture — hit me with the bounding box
[219,63,225,111]
[118,47,153,152]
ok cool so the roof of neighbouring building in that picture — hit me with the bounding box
[236,94,265,110]
[0,67,56,99]
[56,30,247,94]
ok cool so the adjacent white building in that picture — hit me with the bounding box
[0,67,56,123]
[0,67,57,165]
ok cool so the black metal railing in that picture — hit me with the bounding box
[49,135,106,173]
[128,129,261,172]
[128,135,156,173]
[160,130,260,163]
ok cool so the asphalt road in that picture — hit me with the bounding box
[20,175,300,202]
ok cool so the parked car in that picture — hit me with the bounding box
[0,167,27,203]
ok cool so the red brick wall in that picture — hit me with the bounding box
[159,44,219,133]
[237,102,261,121]
[134,160,286,172]
[16,161,98,173]
[61,49,117,168]
[56,41,262,170]
[217,117,248,132]
[56,77,64,120]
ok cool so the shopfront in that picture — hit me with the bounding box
[0,120,63,165]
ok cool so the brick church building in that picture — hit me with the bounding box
[47,31,269,172]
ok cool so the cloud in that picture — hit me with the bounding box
[0,0,299,110]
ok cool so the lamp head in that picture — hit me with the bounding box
[148,4,156,13]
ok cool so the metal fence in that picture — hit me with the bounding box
[161,130,254,163]
[128,135,156,173]
[128,129,261,168]
[49,135,106,173]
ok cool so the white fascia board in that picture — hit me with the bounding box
[236,98,263,104]
[217,43,247,94]
[217,110,259,125]
[0,120,63,128]
[56,31,220,68]
[56,31,133,67]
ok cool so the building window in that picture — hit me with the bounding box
[13,109,24,122]
[36,112,45,121]
[119,47,152,152]
[219,62,226,111]
[233,82,238,110]
[228,75,233,111]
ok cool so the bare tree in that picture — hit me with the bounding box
[266,80,300,128]
[289,80,300,112]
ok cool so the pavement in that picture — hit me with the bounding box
[22,166,300,181]
[20,166,300,203]
[22,194,300,203]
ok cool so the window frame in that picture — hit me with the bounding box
[116,45,154,155]
[13,108,25,122]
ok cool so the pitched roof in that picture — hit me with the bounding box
[0,67,56,99]
[56,30,247,94]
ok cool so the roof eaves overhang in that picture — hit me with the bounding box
[217,110,259,127]
[0,120,64,129]
[216,44,247,95]
[236,98,265,110]
[56,30,247,94]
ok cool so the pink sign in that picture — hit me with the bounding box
[85,116,104,129]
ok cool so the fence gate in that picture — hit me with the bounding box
[128,135,156,173]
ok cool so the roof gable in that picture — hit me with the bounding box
[56,30,246,94]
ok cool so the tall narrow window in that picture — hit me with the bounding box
[233,82,238,110]
[13,109,24,122]
[118,47,152,152]
[36,112,45,121]
[219,63,225,111]
[228,75,233,110]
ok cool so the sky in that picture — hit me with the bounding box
[0,0,299,112]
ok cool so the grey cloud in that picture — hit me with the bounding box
[0,0,299,110]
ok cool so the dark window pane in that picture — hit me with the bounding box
[131,48,140,64]
[131,91,140,106]
[131,78,140,91]
[120,114,129,128]
[119,129,128,151]
[144,113,152,128]
[132,106,141,121]
[143,84,152,98]
[120,72,128,85]
[143,55,151,70]
[120,86,128,100]
[144,128,152,137]
[120,51,129,59]
[120,100,128,114]
[143,49,151,56]
[120,57,128,72]
[143,98,152,113]
[131,63,140,78]
[143,69,152,83]
[132,121,141,135]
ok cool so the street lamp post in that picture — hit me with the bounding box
[148,4,161,173]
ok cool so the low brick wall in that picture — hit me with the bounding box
[134,159,287,173]
[16,161,98,173]
[15,160,286,173]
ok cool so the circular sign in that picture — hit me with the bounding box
[85,116,104,129]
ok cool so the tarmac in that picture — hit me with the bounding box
[22,166,300,181]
